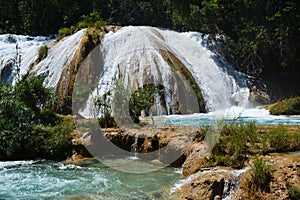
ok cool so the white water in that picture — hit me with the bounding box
[0,160,179,199]
[32,29,85,88]
[80,26,250,118]
[170,167,250,199]
[0,34,52,85]
[152,107,300,126]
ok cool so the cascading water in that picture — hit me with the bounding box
[80,26,250,118]
[0,34,51,85]
[31,29,85,88]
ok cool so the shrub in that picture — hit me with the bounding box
[210,122,259,168]
[267,126,289,152]
[290,132,300,150]
[0,76,72,160]
[287,184,300,200]
[250,157,272,192]
[269,97,300,115]
[37,45,48,62]
[0,97,34,159]
[33,116,74,160]
[58,27,72,38]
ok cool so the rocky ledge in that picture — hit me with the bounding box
[69,124,300,199]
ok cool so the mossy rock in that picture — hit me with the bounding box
[269,97,300,115]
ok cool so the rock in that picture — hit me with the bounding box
[247,75,270,104]
[6,35,17,43]
[214,195,221,200]
[178,171,232,200]
[236,153,300,200]
[182,141,211,177]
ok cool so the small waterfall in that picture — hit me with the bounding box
[133,135,139,159]
[222,167,250,200]
[80,26,250,118]
[0,34,51,85]
[170,167,250,199]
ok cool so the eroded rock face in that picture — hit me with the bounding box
[247,75,270,105]
[236,153,300,200]
[179,171,233,200]
[182,141,211,177]
[71,125,199,166]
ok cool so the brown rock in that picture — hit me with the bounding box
[182,141,211,177]
[178,171,233,200]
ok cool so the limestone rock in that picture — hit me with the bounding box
[179,171,233,200]
[182,141,211,177]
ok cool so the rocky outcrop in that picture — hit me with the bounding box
[182,141,211,177]
[246,75,270,105]
[160,50,206,113]
[177,170,233,200]
[236,153,300,200]
[70,124,199,166]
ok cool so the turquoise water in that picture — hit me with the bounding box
[152,108,300,127]
[0,159,180,200]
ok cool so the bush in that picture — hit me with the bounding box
[0,76,73,160]
[58,27,72,38]
[37,45,48,62]
[0,97,34,159]
[208,122,258,168]
[287,184,300,200]
[58,11,106,40]
[250,157,272,192]
[33,115,74,160]
[267,126,290,152]
[269,97,300,115]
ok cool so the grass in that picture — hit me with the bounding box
[250,157,272,192]
[269,96,300,115]
[287,183,300,200]
[205,122,300,168]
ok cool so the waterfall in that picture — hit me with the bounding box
[133,135,139,159]
[170,167,250,199]
[80,26,250,118]
[0,34,51,85]
[32,29,85,88]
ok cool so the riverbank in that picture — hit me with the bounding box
[69,123,300,199]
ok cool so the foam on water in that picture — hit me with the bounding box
[0,160,179,199]
[0,34,52,85]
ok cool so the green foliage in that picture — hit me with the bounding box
[37,45,48,62]
[269,97,300,115]
[261,126,300,154]
[33,116,74,160]
[287,183,300,200]
[210,122,258,168]
[94,90,117,128]
[250,157,272,192]
[58,11,106,40]
[15,76,55,113]
[0,96,34,159]
[267,126,289,152]
[0,75,73,160]
[58,27,73,38]
[129,84,164,123]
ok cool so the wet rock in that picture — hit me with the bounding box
[6,35,17,43]
[247,75,270,104]
[179,171,232,200]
